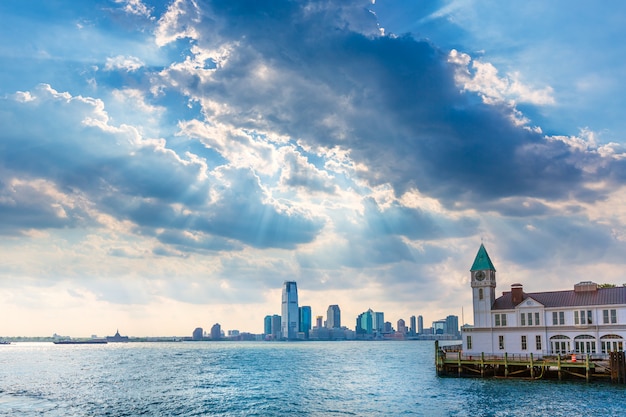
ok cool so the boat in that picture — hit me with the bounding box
[53,339,108,345]
[0,341,10,345]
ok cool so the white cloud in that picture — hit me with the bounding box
[104,55,145,72]
[448,49,555,106]
[115,0,152,18]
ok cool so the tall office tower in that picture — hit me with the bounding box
[271,314,282,340]
[356,309,374,334]
[264,315,272,336]
[417,315,424,334]
[445,315,459,337]
[410,315,416,336]
[326,304,341,329]
[281,281,299,340]
[299,306,312,338]
[315,315,323,328]
[373,312,385,333]
[192,327,203,341]
[210,323,221,340]
[397,318,407,334]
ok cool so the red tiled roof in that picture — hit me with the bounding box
[492,286,626,310]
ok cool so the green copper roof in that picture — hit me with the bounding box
[470,244,496,271]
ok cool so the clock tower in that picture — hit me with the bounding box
[470,244,496,328]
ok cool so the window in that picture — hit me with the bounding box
[603,309,617,324]
[499,335,504,350]
[521,335,527,350]
[536,335,542,351]
[467,335,472,350]
[494,314,507,327]
[502,314,507,326]
[534,312,540,326]
[550,335,571,355]
[575,310,593,325]
[527,313,533,326]
[495,314,500,326]
[552,311,565,325]
[479,288,483,300]
[601,335,623,353]
[521,314,526,326]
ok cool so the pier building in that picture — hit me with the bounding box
[462,244,626,357]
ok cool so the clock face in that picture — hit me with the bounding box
[475,271,485,281]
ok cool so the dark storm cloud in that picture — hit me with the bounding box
[164,0,618,209]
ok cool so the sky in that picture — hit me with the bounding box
[1,0,626,337]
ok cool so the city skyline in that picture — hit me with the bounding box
[2,1,626,337]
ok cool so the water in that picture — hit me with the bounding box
[0,341,624,416]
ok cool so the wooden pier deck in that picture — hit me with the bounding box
[435,341,626,384]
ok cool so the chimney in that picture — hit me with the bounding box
[511,283,524,305]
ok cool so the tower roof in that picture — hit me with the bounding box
[470,244,496,271]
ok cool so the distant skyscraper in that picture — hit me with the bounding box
[281,281,299,340]
[210,323,221,340]
[445,315,459,337]
[397,319,407,334]
[299,306,312,338]
[418,315,424,334]
[264,315,272,336]
[409,315,416,336]
[326,305,341,329]
[192,327,203,341]
[271,314,281,340]
[373,312,384,333]
[315,315,323,328]
[356,309,374,334]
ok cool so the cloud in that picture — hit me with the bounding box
[147,0,625,214]
[104,55,145,72]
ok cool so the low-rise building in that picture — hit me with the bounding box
[462,244,625,356]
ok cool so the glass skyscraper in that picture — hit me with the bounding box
[281,281,299,340]
[299,306,312,338]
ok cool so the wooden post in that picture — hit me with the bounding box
[557,354,562,381]
[530,352,534,379]
[481,352,485,378]
[458,351,462,377]
[435,340,439,376]
[504,352,509,378]
[585,353,590,383]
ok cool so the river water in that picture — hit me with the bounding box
[0,341,624,416]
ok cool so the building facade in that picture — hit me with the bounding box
[326,305,341,329]
[210,323,221,340]
[462,244,626,356]
[281,281,299,340]
[299,306,312,338]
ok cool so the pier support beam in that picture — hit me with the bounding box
[480,352,485,378]
[530,353,534,379]
[504,352,509,378]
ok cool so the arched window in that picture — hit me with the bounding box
[600,334,624,353]
[574,334,596,354]
[478,288,483,300]
[550,335,570,354]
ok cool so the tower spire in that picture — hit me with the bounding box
[470,243,496,271]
